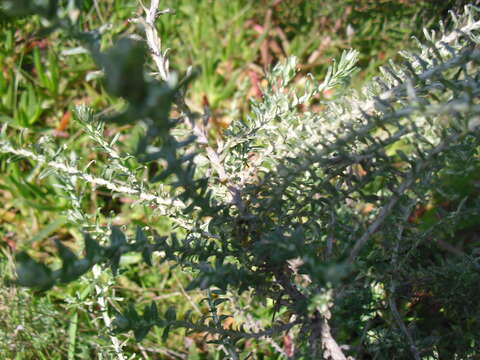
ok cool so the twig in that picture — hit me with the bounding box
[137,344,187,359]
[172,318,301,340]
[134,0,248,213]
[0,141,183,210]
[91,264,126,360]
[388,201,422,360]
[347,171,415,264]
[347,131,464,263]
[206,289,239,360]
[275,270,347,359]
[134,0,173,81]
[388,290,421,360]
[316,309,347,360]
[173,272,202,315]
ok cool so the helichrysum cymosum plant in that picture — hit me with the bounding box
[2,1,480,358]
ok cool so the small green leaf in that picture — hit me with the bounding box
[133,326,151,342]
[144,302,158,322]
[161,326,170,342]
[165,306,176,322]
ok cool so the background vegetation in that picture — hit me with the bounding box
[0,0,478,359]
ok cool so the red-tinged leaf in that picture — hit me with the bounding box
[283,334,294,357]
[57,111,71,132]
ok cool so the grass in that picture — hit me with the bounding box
[0,0,464,358]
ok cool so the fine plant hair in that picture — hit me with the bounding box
[2,1,480,359]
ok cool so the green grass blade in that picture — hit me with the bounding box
[67,311,78,360]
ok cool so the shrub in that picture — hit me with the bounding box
[2,1,480,359]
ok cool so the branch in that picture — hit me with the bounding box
[275,269,348,359]
[316,309,348,360]
[132,0,173,81]
[171,319,301,341]
[134,1,247,212]
[347,131,465,263]
[388,201,422,360]
[0,141,183,210]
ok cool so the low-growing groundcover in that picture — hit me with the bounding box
[1,1,480,359]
